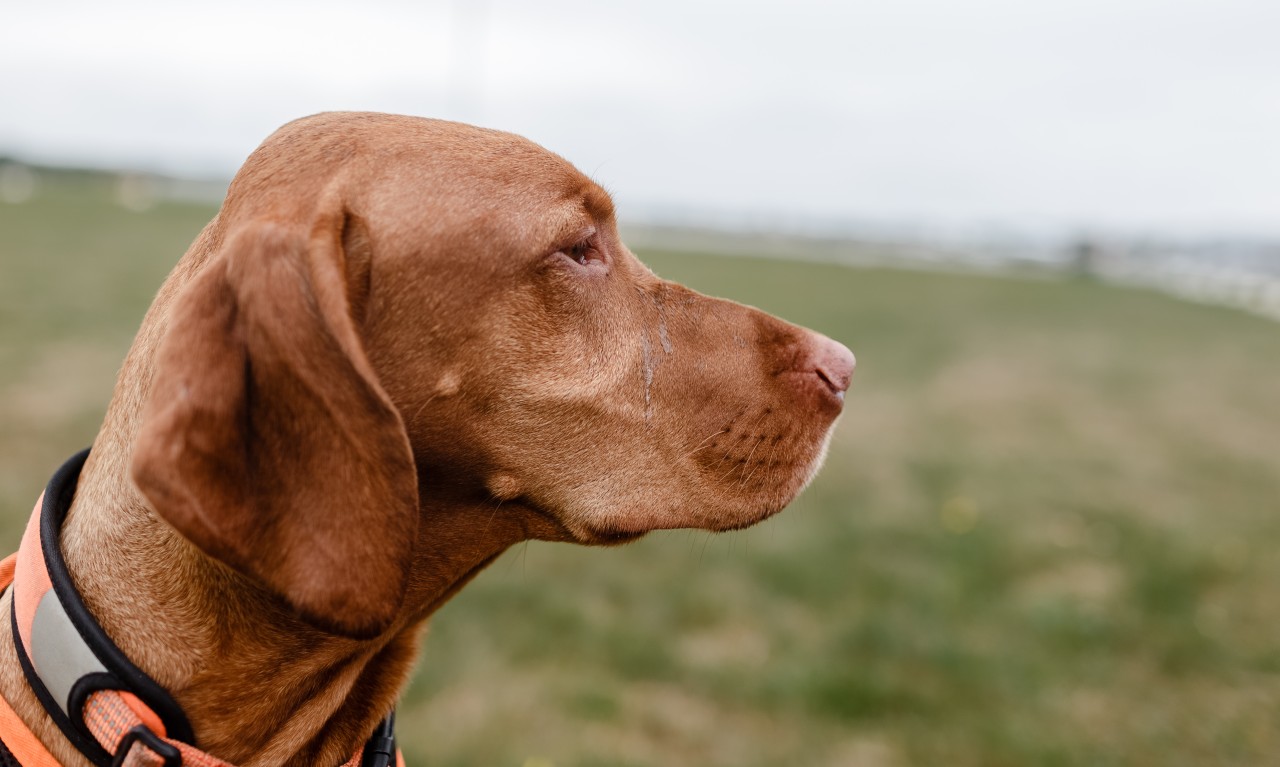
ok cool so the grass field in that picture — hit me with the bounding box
[3,176,1280,766]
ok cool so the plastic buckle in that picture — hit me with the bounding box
[111,725,182,767]
[360,713,396,767]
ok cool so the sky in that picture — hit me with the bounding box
[2,0,1278,238]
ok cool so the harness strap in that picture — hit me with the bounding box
[81,690,368,767]
[0,682,373,767]
[0,451,405,767]
[0,691,60,767]
[9,450,191,765]
[0,555,59,767]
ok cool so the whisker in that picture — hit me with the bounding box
[683,428,729,459]
[484,497,504,533]
[744,438,784,487]
[738,435,767,488]
[697,530,713,565]
[411,391,441,424]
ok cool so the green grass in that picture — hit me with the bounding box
[3,179,1280,766]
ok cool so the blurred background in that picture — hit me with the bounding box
[2,1,1278,765]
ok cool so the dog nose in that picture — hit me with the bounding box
[809,334,855,399]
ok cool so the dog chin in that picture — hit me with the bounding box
[797,422,838,493]
[717,423,841,532]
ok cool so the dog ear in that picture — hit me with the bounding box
[131,210,418,639]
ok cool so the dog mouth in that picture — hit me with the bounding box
[496,402,840,547]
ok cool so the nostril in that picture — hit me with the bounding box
[814,367,839,394]
[810,337,855,397]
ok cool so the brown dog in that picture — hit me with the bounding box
[0,112,853,766]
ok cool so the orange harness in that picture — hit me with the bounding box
[0,451,403,767]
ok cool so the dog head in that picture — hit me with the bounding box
[132,113,854,637]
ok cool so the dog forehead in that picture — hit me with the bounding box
[360,165,610,260]
[242,112,601,209]
[225,112,615,274]
[356,180,604,275]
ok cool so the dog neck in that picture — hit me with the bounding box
[0,447,531,767]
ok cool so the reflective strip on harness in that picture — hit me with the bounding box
[30,590,108,719]
[16,493,112,720]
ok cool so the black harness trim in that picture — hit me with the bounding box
[7,451,398,767]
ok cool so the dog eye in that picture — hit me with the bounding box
[566,240,601,265]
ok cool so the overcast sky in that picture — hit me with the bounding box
[3,0,1277,238]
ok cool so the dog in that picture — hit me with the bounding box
[0,112,854,767]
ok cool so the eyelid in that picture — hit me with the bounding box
[563,227,598,250]
[552,228,602,260]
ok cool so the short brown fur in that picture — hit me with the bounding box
[0,113,853,766]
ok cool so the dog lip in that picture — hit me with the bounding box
[785,370,847,412]
[576,515,683,544]
[561,520,650,545]
[586,528,647,545]
[811,384,846,408]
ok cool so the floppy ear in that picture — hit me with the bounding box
[131,211,418,638]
